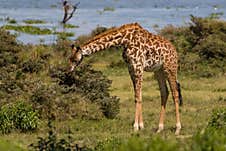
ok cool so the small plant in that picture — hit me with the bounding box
[190,129,226,151]
[21,59,45,73]
[100,96,120,119]
[207,12,224,19]
[207,108,226,130]
[0,101,39,134]
[96,136,178,151]
[30,119,91,151]
[8,19,17,24]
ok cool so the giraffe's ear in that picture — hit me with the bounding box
[71,44,75,49]
[76,46,81,52]
[71,44,77,53]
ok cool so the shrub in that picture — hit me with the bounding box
[49,64,120,119]
[21,59,45,73]
[100,96,120,119]
[159,16,226,77]
[0,29,21,51]
[96,136,178,151]
[190,129,226,151]
[188,108,226,151]
[8,18,17,24]
[207,108,226,130]
[13,101,39,131]
[0,101,39,134]
[194,34,226,60]
[30,120,91,151]
[0,105,14,134]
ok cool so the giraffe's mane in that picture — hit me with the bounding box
[81,22,143,46]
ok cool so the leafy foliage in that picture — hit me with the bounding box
[49,64,120,119]
[190,129,226,151]
[21,59,45,73]
[0,101,39,134]
[207,108,226,130]
[96,136,178,151]
[159,15,226,77]
[30,120,91,151]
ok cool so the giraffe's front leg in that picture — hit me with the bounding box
[133,76,144,131]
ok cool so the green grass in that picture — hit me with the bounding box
[103,7,115,12]
[23,19,46,24]
[55,31,75,37]
[2,25,75,38]
[0,138,24,151]
[63,24,80,29]
[2,25,52,35]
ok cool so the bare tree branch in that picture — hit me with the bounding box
[62,1,80,24]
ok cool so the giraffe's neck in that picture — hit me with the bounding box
[80,23,142,56]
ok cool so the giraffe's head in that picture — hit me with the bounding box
[69,44,83,71]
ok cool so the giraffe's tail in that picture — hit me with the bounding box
[176,81,183,106]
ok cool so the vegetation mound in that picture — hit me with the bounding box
[0,27,120,134]
[159,15,226,77]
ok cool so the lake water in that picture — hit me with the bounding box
[0,0,226,44]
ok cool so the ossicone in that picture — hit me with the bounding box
[71,44,75,49]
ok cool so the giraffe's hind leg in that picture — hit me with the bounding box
[155,70,169,133]
[167,70,181,135]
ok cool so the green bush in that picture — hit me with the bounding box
[188,109,226,151]
[49,64,120,119]
[30,120,91,151]
[0,29,22,68]
[207,108,226,130]
[190,129,226,151]
[21,59,45,73]
[0,105,14,134]
[0,101,39,134]
[96,136,178,151]
[159,16,226,77]
[100,96,120,119]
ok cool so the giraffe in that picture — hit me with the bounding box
[69,23,183,135]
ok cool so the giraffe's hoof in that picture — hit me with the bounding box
[156,124,164,133]
[133,123,139,131]
[134,127,139,131]
[139,123,144,129]
[175,128,181,135]
[156,129,163,133]
[175,123,181,135]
